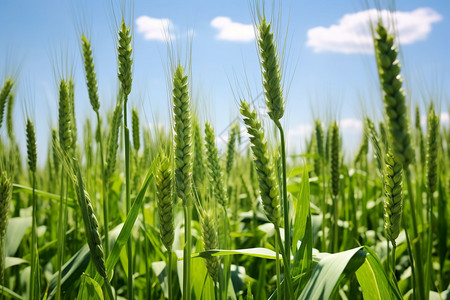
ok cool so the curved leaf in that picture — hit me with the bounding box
[299,247,365,299]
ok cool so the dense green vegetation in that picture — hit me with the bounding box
[0,7,449,300]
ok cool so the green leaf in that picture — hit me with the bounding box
[5,257,28,269]
[12,184,76,208]
[95,156,158,284]
[6,217,31,256]
[299,247,366,299]
[292,165,310,254]
[356,246,402,300]
[192,248,279,260]
[47,244,90,300]
[0,284,23,300]
[77,274,104,300]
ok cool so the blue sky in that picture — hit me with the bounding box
[1,0,449,164]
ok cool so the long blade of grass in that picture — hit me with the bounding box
[95,156,158,284]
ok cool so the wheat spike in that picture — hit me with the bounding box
[26,119,37,174]
[132,108,140,152]
[375,22,414,169]
[81,35,100,112]
[58,79,72,152]
[426,104,439,194]
[257,18,284,122]
[201,211,220,282]
[240,100,280,225]
[156,156,174,251]
[0,79,13,129]
[384,151,403,244]
[204,122,228,208]
[117,19,133,98]
[330,122,340,197]
[172,65,193,204]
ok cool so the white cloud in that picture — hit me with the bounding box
[288,124,314,139]
[339,118,363,133]
[421,112,450,127]
[136,16,174,41]
[441,112,449,126]
[211,17,255,42]
[307,7,442,54]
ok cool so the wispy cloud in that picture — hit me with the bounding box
[307,8,442,54]
[211,17,255,42]
[136,16,174,41]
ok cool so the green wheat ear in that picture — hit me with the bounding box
[204,122,228,208]
[132,108,140,151]
[192,118,205,188]
[68,79,77,148]
[201,211,220,282]
[26,119,37,174]
[105,100,123,180]
[0,170,12,285]
[330,122,340,197]
[0,79,14,129]
[81,35,100,112]
[172,65,193,204]
[375,22,414,169]
[426,103,439,195]
[225,124,238,176]
[118,19,133,98]
[384,151,403,245]
[156,155,174,252]
[257,18,284,122]
[0,171,12,237]
[58,79,72,152]
[240,100,280,225]
[6,93,15,142]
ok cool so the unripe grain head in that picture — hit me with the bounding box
[240,100,280,225]
[384,151,403,244]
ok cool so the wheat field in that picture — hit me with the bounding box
[0,3,449,300]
